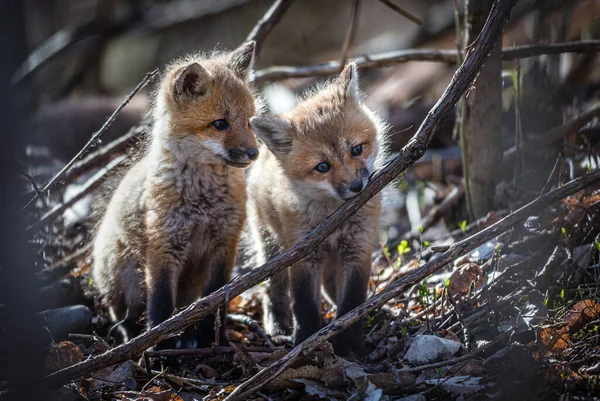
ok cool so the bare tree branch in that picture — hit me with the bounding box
[44,0,516,389]
[24,69,158,210]
[245,0,295,61]
[376,0,422,25]
[254,40,600,83]
[339,0,361,67]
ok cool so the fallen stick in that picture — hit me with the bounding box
[145,345,280,358]
[254,39,600,83]
[228,313,275,348]
[405,183,465,240]
[224,167,600,401]
[44,0,515,389]
[24,69,158,209]
[27,155,126,232]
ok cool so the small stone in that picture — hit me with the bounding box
[404,335,462,364]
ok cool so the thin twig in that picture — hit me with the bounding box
[59,123,147,188]
[228,314,275,348]
[539,154,562,196]
[145,346,280,358]
[27,155,126,232]
[339,0,361,68]
[376,0,422,25]
[43,0,520,388]
[405,184,465,240]
[245,0,295,61]
[24,69,158,209]
[254,40,600,83]
[20,173,47,208]
[446,290,470,351]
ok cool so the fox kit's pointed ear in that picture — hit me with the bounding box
[337,62,360,103]
[173,62,212,103]
[229,41,256,81]
[250,115,293,156]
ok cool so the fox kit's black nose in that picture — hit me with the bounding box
[229,147,259,161]
[349,180,364,193]
[247,147,259,160]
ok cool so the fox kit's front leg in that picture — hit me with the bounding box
[331,240,371,355]
[291,257,324,345]
[145,212,191,348]
[193,242,238,346]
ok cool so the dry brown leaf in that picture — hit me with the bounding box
[197,363,217,378]
[536,300,600,354]
[538,324,570,353]
[44,341,83,375]
[449,263,486,295]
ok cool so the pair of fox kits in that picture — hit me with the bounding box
[92,41,387,355]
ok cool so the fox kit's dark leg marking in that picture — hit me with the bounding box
[331,241,371,356]
[193,244,236,346]
[291,258,323,345]
[146,268,177,329]
[106,261,145,342]
[145,220,190,349]
[266,270,292,337]
[261,230,292,337]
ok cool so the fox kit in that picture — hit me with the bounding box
[247,63,387,355]
[92,41,259,348]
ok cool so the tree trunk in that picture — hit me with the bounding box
[463,0,503,218]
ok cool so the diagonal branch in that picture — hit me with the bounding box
[44,0,516,390]
[245,0,295,61]
[254,39,600,83]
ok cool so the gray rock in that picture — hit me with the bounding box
[404,335,462,364]
[38,305,92,341]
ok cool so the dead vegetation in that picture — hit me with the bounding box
[3,0,600,400]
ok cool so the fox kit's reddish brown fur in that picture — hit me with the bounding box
[92,41,259,347]
[247,63,387,355]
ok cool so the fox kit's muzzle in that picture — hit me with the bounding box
[338,167,370,200]
[225,146,259,168]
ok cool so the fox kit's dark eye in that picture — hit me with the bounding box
[211,119,229,130]
[351,144,363,156]
[315,162,331,173]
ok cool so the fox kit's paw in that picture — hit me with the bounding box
[331,332,364,358]
[270,334,293,346]
[146,335,182,370]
